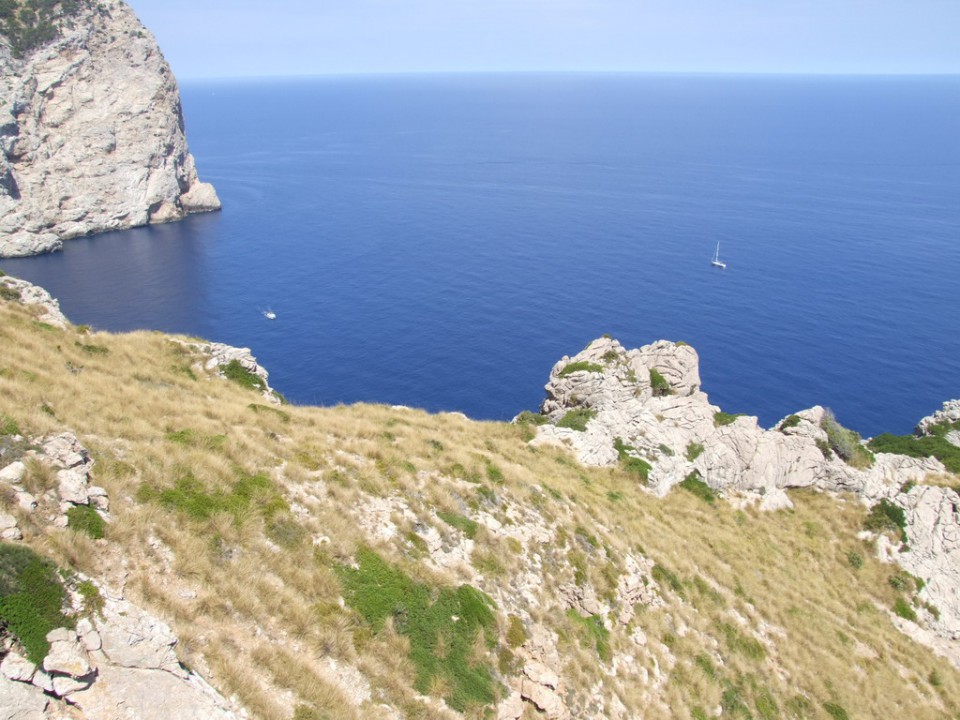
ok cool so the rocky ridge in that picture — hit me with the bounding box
[0,0,220,258]
[0,430,242,719]
[530,336,960,664]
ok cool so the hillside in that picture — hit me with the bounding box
[0,0,219,258]
[1,274,959,719]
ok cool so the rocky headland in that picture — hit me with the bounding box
[0,0,220,258]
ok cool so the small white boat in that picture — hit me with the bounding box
[711,242,727,269]
[263,309,276,320]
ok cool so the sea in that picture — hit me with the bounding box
[3,73,959,436]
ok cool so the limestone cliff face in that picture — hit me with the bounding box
[0,0,220,258]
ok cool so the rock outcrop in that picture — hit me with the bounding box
[0,0,220,258]
[0,275,68,327]
[531,337,941,500]
[529,336,960,663]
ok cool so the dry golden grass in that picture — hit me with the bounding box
[1,296,959,720]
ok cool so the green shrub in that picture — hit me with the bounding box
[437,510,479,539]
[685,441,704,461]
[222,360,265,391]
[779,414,802,431]
[67,505,105,539]
[652,563,684,598]
[557,408,596,432]
[718,622,766,661]
[559,361,604,377]
[649,368,672,396]
[76,580,103,617]
[141,471,285,523]
[566,609,611,661]
[515,411,547,426]
[820,410,874,469]
[679,472,716,504]
[0,414,20,436]
[337,548,498,712]
[506,614,527,648]
[658,443,675,457]
[0,0,83,57]
[868,432,960,474]
[0,284,21,301]
[864,499,907,542]
[846,551,863,570]
[0,543,72,664]
[892,598,917,622]
[714,411,744,427]
[266,516,307,548]
[823,702,850,720]
[601,349,620,363]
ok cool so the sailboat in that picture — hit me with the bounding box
[711,242,727,269]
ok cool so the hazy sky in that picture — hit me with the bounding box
[126,0,960,79]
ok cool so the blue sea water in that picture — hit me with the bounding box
[4,74,959,436]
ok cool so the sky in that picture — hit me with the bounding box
[126,0,960,80]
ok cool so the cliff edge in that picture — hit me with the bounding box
[0,0,220,258]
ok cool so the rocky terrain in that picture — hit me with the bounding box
[2,276,960,720]
[0,0,220,257]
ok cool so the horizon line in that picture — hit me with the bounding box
[176,69,960,83]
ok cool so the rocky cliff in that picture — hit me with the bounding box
[0,0,219,258]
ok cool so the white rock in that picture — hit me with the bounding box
[497,690,525,720]
[43,628,92,678]
[0,461,26,483]
[759,488,794,512]
[96,597,182,675]
[0,675,47,719]
[0,650,36,683]
[41,433,87,469]
[56,467,90,505]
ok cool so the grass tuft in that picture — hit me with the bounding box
[67,505,106,539]
[557,408,596,432]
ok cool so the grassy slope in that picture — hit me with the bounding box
[1,296,959,720]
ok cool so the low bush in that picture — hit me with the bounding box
[0,543,72,664]
[506,614,527,648]
[337,548,498,712]
[0,284,21,301]
[864,499,907,542]
[566,609,611,661]
[0,414,20,436]
[515,411,547,426]
[67,505,105,539]
[821,410,874,469]
[779,414,802,431]
[437,510,479,539]
[868,432,960,474]
[0,0,83,57]
[558,361,604,377]
[649,368,672,396]
[714,411,744,427]
[222,360,265,392]
[679,472,716,504]
[685,441,704,461]
[613,438,652,482]
[557,408,596,432]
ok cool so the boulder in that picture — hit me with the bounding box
[0,675,47,719]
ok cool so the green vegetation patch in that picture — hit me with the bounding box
[678,472,716,504]
[0,413,20,436]
[649,368,672,396]
[822,702,850,720]
[0,543,72,664]
[717,622,766,661]
[337,548,498,712]
[779,414,802,431]
[566,609,611,662]
[165,428,227,450]
[222,359,266,392]
[685,441,704,461]
[613,437,653,482]
[820,411,874,469]
[558,361,604,377]
[892,597,917,622]
[139,471,286,523]
[0,284,21,302]
[863,498,907,542]
[437,510,479,539]
[0,0,84,57]
[652,563,685,598]
[66,505,105,539]
[868,432,960,474]
[506,614,527,648]
[74,341,108,355]
[515,410,548,426]
[557,408,596,432]
[714,411,745,427]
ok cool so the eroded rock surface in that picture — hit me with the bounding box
[0,0,219,257]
